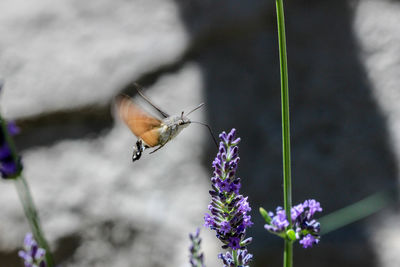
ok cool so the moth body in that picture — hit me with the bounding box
[158,115,191,146]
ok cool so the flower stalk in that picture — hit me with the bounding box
[275,0,293,266]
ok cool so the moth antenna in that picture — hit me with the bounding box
[191,121,218,148]
[186,103,205,116]
[133,83,170,118]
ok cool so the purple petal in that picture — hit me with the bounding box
[23,233,34,249]
[227,128,236,144]
[7,121,20,135]
[291,203,304,221]
[18,250,32,262]
[204,213,214,228]
[219,221,231,234]
[299,234,319,248]
[231,137,241,145]
[0,144,11,160]
[218,131,227,141]
[0,161,18,176]
[228,236,241,249]
[34,248,46,260]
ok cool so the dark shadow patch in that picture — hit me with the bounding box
[54,233,82,264]
[99,220,138,248]
[14,105,112,151]
[0,249,23,267]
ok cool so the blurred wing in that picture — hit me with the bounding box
[134,84,170,118]
[116,95,162,147]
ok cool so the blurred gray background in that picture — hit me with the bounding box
[1,0,400,266]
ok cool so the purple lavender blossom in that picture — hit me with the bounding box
[204,129,253,265]
[263,199,322,248]
[264,207,289,233]
[299,233,319,248]
[0,119,22,179]
[303,199,323,219]
[189,228,205,267]
[18,233,47,267]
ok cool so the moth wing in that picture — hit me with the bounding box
[116,95,162,146]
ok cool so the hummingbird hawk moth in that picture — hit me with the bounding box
[116,86,217,161]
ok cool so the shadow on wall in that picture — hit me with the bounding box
[175,0,397,266]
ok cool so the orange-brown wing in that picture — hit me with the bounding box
[116,95,162,147]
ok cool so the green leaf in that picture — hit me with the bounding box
[259,207,272,223]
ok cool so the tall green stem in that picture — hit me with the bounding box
[275,0,293,267]
[0,116,55,266]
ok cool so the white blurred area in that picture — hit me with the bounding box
[354,1,400,266]
[0,0,188,118]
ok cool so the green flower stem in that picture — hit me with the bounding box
[0,116,55,266]
[283,240,293,267]
[275,0,293,267]
[14,175,55,266]
[232,249,238,267]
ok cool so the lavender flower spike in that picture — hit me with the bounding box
[18,233,47,267]
[189,228,205,267]
[204,129,253,265]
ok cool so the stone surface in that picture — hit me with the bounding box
[0,0,187,118]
